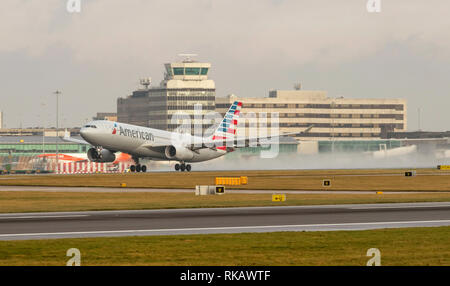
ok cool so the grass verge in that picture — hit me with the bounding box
[0,226,449,266]
[1,168,449,191]
[1,191,450,213]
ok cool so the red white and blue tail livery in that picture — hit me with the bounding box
[211,101,242,151]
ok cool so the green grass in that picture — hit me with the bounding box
[1,191,450,213]
[1,227,449,265]
[1,168,449,191]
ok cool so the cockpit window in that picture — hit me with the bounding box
[83,125,97,128]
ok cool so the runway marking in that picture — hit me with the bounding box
[349,204,450,210]
[1,219,450,239]
[0,215,89,220]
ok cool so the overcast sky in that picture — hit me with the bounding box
[1,0,449,131]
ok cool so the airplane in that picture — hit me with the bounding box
[64,101,313,172]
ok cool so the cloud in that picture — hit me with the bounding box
[2,0,450,66]
[0,0,60,56]
[1,0,449,130]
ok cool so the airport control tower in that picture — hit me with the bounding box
[117,55,216,133]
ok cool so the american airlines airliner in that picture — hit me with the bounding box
[65,102,312,172]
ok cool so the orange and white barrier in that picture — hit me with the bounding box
[52,162,131,174]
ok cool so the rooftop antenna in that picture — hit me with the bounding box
[178,53,198,63]
[418,107,422,131]
[140,78,151,89]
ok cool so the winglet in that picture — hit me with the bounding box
[303,125,314,134]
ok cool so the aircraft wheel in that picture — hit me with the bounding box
[136,164,141,172]
[130,165,136,172]
[180,164,186,172]
[175,164,180,171]
[186,164,191,172]
[141,165,147,172]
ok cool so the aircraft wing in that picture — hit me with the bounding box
[139,125,313,150]
[139,137,174,149]
[201,125,314,149]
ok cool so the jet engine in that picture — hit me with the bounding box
[87,148,116,163]
[165,145,194,161]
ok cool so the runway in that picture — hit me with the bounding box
[0,202,449,240]
[0,185,438,194]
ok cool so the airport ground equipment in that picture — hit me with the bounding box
[215,176,248,186]
[195,185,225,195]
[437,165,450,170]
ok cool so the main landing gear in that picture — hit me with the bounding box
[129,164,147,172]
[174,163,191,172]
[130,157,147,172]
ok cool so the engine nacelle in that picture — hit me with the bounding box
[165,145,194,161]
[87,148,116,163]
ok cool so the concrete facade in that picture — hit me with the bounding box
[216,90,407,141]
[93,112,117,122]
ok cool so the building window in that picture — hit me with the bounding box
[173,68,184,75]
[185,67,200,75]
[201,68,208,75]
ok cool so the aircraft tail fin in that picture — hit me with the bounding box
[211,101,242,141]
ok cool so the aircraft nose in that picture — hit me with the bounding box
[80,127,93,140]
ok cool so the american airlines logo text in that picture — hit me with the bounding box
[118,126,154,141]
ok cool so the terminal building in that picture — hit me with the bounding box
[117,56,215,133]
[216,88,407,142]
[93,112,117,121]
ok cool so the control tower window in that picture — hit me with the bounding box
[166,66,173,76]
[201,68,208,75]
[185,67,200,75]
[173,68,184,75]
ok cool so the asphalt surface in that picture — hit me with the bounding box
[0,202,449,240]
[0,185,438,194]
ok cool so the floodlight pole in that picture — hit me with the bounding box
[54,90,61,174]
